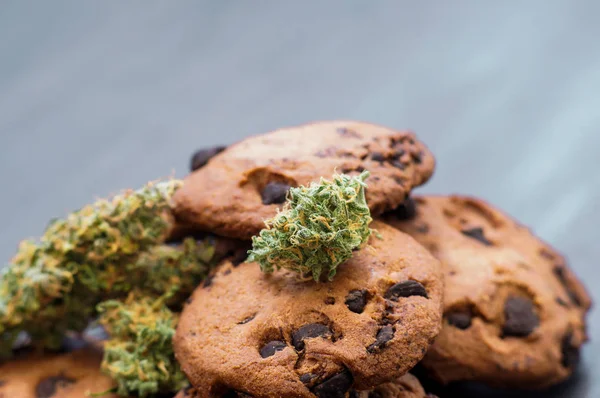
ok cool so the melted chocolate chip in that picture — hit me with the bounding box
[324,297,336,305]
[561,332,580,368]
[259,341,287,358]
[292,324,332,351]
[461,227,493,246]
[312,370,353,398]
[391,149,405,160]
[556,297,569,307]
[261,182,290,205]
[390,160,406,170]
[190,146,226,171]
[502,297,539,337]
[345,290,368,313]
[367,325,394,352]
[446,311,472,330]
[394,197,417,220]
[238,314,256,325]
[36,375,75,398]
[411,151,423,164]
[370,152,386,162]
[300,373,317,385]
[385,280,428,301]
[553,265,582,306]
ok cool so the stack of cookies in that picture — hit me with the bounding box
[0,121,591,398]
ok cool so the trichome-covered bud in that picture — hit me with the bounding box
[248,171,373,281]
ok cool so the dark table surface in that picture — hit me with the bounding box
[0,2,598,397]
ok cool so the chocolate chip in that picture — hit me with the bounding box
[202,275,214,288]
[561,332,580,368]
[300,373,317,385]
[370,152,386,162]
[237,314,255,325]
[190,146,226,171]
[394,197,417,220]
[556,297,569,307]
[336,127,361,139]
[391,160,406,170]
[345,290,368,313]
[415,223,429,234]
[259,341,287,358]
[446,311,472,330]
[391,149,405,160]
[312,370,353,398]
[367,325,394,352]
[502,297,539,337]
[368,392,383,398]
[261,182,290,205]
[553,266,582,306]
[324,297,336,305]
[36,375,75,398]
[461,227,493,246]
[224,269,232,275]
[385,280,428,301]
[411,151,423,164]
[292,324,332,351]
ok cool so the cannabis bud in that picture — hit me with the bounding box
[248,170,372,281]
[98,292,187,397]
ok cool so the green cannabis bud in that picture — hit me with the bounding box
[0,179,223,396]
[248,170,373,281]
[98,292,187,397]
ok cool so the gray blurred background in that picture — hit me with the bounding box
[0,1,598,397]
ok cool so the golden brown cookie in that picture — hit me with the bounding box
[174,221,443,398]
[385,195,591,388]
[0,347,119,398]
[173,121,435,240]
[174,373,437,398]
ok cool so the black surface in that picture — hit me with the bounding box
[0,2,597,397]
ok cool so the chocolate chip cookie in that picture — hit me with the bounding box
[173,121,435,240]
[174,221,443,397]
[0,347,119,398]
[385,195,591,388]
[174,373,437,398]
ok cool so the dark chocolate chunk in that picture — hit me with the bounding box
[370,152,386,162]
[394,197,417,220]
[367,325,394,352]
[324,297,336,305]
[345,290,368,313]
[261,182,290,205]
[292,323,332,351]
[259,340,287,358]
[391,149,405,160]
[300,373,317,385]
[446,310,472,330]
[385,280,428,301]
[190,146,226,171]
[411,151,423,164]
[502,296,539,337]
[312,370,353,398]
[202,275,214,288]
[561,332,580,368]
[556,297,569,307]
[461,227,493,246]
[36,375,75,398]
[237,314,256,325]
[553,265,582,306]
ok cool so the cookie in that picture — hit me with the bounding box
[173,121,435,240]
[0,347,119,398]
[174,373,437,398]
[174,221,443,397]
[385,195,591,388]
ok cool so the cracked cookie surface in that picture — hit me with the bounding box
[174,221,443,397]
[173,121,435,240]
[385,195,591,388]
[0,348,118,398]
